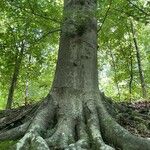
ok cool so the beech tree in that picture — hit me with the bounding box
[0,0,150,150]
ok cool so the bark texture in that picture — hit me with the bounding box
[0,0,150,150]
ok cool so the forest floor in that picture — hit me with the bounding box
[116,100,150,138]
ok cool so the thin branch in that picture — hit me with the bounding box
[32,28,61,45]
[114,8,142,22]
[8,0,61,24]
[27,0,61,24]
[98,0,112,33]
[127,0,149,16]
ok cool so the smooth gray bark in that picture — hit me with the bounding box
[52,0,98,91]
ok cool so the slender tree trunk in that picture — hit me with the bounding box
[129,49,133,100]
[109,49,121,100]
[120,43,133,101]
[24,55,31,106]
[130,21,147,98]
[119,42,133,101]
[6,43,24,109]
[25,80,29,106]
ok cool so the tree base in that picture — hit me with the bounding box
[0,93,150,150]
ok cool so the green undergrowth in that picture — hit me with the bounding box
[0,140,17,150]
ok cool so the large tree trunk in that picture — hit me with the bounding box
[0,0,150,150]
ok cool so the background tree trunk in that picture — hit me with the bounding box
[129,49,133,100]
[24,54,31,106]
[109,49,121,100]
[6,42,24,109]
[130,21,147,98]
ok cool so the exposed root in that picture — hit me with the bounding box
[65,139,89,150]
[46,118,75,149]
[45,115,89,150]
[64,118,89,150]
[1,93,150,150]
[13,95,56,150]
[14,132,49,150]
[85,101,115,150]
[0,104,38,129]
[97,94,150,150]
[0,121,30,141]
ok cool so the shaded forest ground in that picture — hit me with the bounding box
[116,100,150,138]
[0,97,149,149]
[104,98,150,139]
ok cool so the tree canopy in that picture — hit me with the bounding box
[0,0,150,108]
